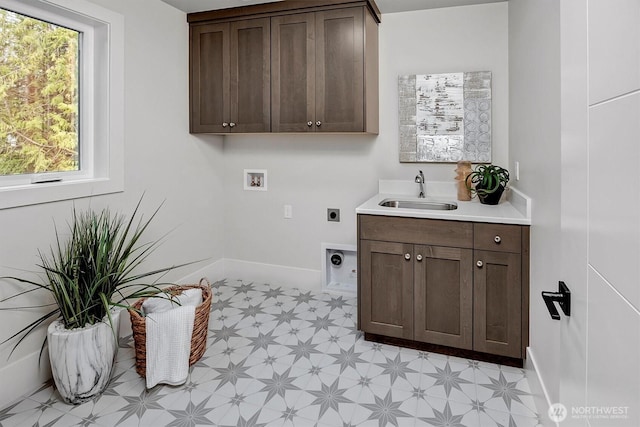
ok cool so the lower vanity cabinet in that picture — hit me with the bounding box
[414,245,474,350]
[358,214,529,363]
[473,249,522,358]
[472,222,527,359]
[359,240,414,340]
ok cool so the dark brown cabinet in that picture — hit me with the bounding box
[473,250,521,358]
[272,8,376,132]
[414,245,473,350]
[190,18,270,133]
[357,215,529,363]
[188,1,380,134]
[472,222,526,359]
[359,240,413,339]
[271,13,315,133]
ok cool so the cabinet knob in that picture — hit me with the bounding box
[476,260,484,268]
[404,253,411,261]
[416,254,423,262]
[229,122,236,128]
[494,235,502,244]
[222,122,228,128]
[316,121,322,127]
[307,121,313,127]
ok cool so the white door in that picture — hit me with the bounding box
[558,0,640,426]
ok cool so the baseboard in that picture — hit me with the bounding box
[178,258,226,285]
[0,350,51,409]
[222,258,322,292]
[526,347,557,427]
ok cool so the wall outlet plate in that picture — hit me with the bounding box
[327,208,340,222]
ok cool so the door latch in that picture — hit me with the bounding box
[542,281,571,320]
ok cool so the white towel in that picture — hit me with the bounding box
[145,305,195,388]
[142,288,203,315]
[144,289,203,388]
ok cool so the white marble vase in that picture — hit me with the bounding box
[47,310,120,404]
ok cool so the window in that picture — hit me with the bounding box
[0,8,80,177]
[0,0,124,209]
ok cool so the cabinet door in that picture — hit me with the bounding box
[271,13,315,132]
[230,18,271,133]
[414,245,473,349]
[315,8,364,132]
[190,23,230,133]
[474,250,522,358]
[359,240,414,340]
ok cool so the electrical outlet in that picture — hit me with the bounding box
[515,161,520,181]
[327,208,340,222]
[284,205,293,219]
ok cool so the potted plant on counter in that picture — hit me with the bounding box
[0,198,190,404]
[465,164,510,205]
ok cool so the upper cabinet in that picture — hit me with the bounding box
[190,18,270,133]
[188,0,380,134]
[272,8,370,132]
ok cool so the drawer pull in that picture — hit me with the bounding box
[316,121,322,127]
[307,121,313,127]
[476,260,484,268]
[404,253,411,261]
[229,122,236,128]
[494,235,502,244]
[416,254,423,262]
[222,122,228,128]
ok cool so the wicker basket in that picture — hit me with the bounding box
[128,278,212,378]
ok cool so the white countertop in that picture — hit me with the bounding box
[355,180,531,225]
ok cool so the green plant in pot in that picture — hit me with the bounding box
[0,198,190,404]
[465,164,510,205]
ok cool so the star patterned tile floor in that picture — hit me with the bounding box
[0,279,543,426]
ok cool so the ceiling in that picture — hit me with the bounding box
[160,0,506,15]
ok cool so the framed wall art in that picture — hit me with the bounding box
[398,71,492,163]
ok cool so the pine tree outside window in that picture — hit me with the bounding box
[0,7,80,176]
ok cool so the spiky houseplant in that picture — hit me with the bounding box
[0,198,190,403]
[465,164,510,205]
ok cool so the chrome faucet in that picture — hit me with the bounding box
[415,170,425,198]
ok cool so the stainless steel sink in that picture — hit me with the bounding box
[378,198,458,211]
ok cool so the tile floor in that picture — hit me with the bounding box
[0,279,542,426]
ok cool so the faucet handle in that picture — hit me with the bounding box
[415,170,426,198]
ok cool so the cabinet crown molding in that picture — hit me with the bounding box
[187,0,382,24]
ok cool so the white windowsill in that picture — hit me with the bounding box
[0,177,123,210]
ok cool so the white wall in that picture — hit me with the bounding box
[0,0,225,406]
[220,3,509,283]
[508,0,561,407]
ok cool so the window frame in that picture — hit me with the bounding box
[0,0,124,210]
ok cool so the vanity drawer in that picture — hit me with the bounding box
[358,215,473,248]
[474,223,522,253]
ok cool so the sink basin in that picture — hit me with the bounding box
[378,198,458,211]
